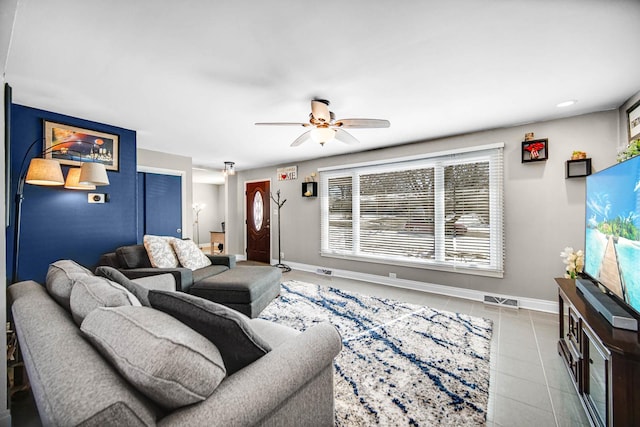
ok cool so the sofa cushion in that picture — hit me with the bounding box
[70,275,141,325]
[148,290,271,375]
[192,264,229,283]
[95,266,176,306]
[81,306,226,409]
[143,235,180,268]
[45,260,94,311]
[171,238,212,270]
[116,244,153,269]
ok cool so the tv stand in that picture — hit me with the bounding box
[556,278,640,426]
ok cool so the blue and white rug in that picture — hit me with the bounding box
[260,280,493,426]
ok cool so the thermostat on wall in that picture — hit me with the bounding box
[88,193,109,203]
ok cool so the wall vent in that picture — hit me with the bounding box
[316,268,333,276]
[483,295,519,309]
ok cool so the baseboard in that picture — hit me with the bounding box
[282,260,558,314]
[0,410,11,427]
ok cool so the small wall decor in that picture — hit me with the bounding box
[566,158,591,178]
[521,133,548,162]
[627,99,640,142]
[44,120,119,171]
[302,182,318,197]
[571,150,587,160]
[277,165,297,181]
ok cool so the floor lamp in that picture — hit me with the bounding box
[270,190,291,272]
[192,203,205,247]
[12,139,110,283]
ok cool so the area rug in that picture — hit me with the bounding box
[259,280,493,426]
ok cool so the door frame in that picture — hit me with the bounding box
[244,178,272,263]
[138,166,188,240]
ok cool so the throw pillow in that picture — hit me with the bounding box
[45,259,94,311]
[171,238,212,270]
[70,275,141,325]
[95,266,176,306]
[81,306,226,409]
[143,235,179,268]
[95,266,153,306]
[148,291,271,375]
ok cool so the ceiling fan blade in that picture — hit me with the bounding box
[255,122,310,127]
[335,118,390,128]
[290,130,312,147]
[311,99,331,123]
[335,129,360,145]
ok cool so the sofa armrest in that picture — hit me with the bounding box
[205,254,236,268]
[97,252,119,269]
[158,322,342,427]
[132,273,176,292]
[118,268,193,292]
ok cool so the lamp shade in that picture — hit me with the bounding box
[79,162,110,186]
[64,167,96,190]
[25,158,65,186]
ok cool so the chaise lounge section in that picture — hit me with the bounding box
[99,243,281,318]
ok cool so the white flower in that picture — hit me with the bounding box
[560,246,584,279]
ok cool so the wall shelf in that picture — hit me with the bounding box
[565,158,592,178]
[302,182,318,197]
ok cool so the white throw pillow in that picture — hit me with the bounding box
[171,239,212,270]
[143,235,179,268]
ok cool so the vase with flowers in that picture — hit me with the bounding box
[560,247,584,279]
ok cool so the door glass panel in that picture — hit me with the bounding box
[587,338,607,426]
[253,192,264,231]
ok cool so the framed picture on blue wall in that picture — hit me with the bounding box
[43,120,119,171]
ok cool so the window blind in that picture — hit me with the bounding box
[320,144,504,277]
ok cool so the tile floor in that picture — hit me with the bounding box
[10,268,591,426]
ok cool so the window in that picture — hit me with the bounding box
[320,144,504,277]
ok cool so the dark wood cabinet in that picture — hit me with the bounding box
[556,278,640,426]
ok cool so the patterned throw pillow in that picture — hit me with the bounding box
[143,235,179,268]
[171,239,212,270]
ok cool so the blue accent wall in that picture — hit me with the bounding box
[6,104,138,283]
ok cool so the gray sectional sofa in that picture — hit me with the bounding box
[8,260,342,426]
[99,244,281,318]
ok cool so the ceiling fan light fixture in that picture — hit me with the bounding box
[310,127,336,145]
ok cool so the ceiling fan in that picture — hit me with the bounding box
[255,99,390,146]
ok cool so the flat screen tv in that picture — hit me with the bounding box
[584,154,640,315]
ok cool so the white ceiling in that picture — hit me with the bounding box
[4,0,640,184]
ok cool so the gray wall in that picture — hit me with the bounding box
[233,110,620,303]
[193,182,224,246]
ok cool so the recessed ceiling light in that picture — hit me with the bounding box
[557,100,577,108]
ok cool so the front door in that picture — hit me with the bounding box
[246,181,270,263]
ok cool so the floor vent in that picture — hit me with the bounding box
[316,268,333,276]
[483,295,519,309]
